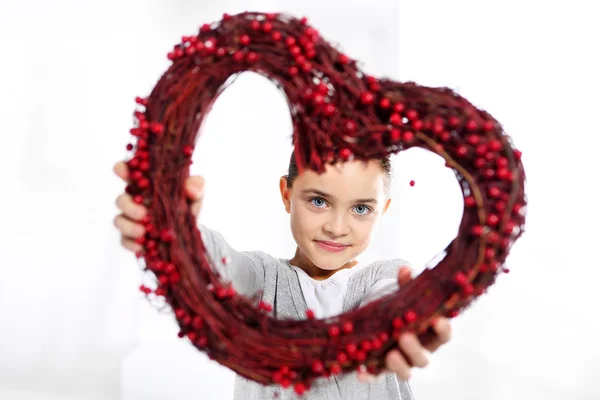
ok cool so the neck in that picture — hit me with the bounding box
[289,247,357,281]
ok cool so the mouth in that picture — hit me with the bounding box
[314,240,350,253]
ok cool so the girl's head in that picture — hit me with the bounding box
[279,153,393,272]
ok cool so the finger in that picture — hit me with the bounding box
[385,349,412,381]
[399,333,430,368]
[398,265,415,285]
[116,194,147,221]
[185,176,205,201]
[190,196,204,219]
[114,161,129,183]
[121,236,143,253]
[114,215,146,239]
[424,318,452,353]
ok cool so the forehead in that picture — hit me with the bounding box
[294,160,386,197]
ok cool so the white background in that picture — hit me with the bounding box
[0,0,598,399]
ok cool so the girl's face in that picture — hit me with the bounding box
[279,160,391,273]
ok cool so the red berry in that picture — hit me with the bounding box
[449,116,461,127]
[490,140,502,151]
[463,284,475,295]
[389,113,402,125]
[489,187,501,198]
[191,317,203,329]
[158,276,169,286]
[514,149,522,159]
[360,92,374,105]
[393,103,405,113]
[483,121,495,131]
[339,148,352,160]
[466,120,478,131]
[390,129,401,142]
[328,325,340,337]
[240,34,250,46]
[392,317,403,329]
[262,22,273,33]
[471,225,484,236]
[342,322,354,333]
[330,364,342,374]
[406,109,418,120]
[404,311,417,323]
[355,351,367,362]
[337,352,348,363]
[403,131,414,142]
[294,383,306,396]
[160,229,174,242]
[246,52,258,63]
[233,51,244,62]
[467,134,480,144]
[454,272,468,285]
[306,309,315,319]
[312,361,324,373]
[513,203,523,214]
[165,263,176,274]
[379,98,391,109]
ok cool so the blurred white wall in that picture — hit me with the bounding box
[0,0,598,399]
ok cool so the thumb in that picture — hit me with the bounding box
[113,161,129,183]
[185,176,205,201]
[398,265,415,285]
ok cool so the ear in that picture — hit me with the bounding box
[279,176,291,214]
[382,197,392,215]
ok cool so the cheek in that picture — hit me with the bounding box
[353,217,379,243]
[289,202,318,237]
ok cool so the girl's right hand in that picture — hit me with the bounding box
[113,161,205,253]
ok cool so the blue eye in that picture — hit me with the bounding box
[310,197,327,208]
[353,204,372,215]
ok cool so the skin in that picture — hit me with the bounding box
[113,160,452,383]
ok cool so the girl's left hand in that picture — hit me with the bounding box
[357,266,453,384]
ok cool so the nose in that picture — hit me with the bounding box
[323,212,350,238]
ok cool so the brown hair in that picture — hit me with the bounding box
[286,152,393,192]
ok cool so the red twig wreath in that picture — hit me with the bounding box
[125,11,526,395]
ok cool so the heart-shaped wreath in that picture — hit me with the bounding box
[125,11,526,394]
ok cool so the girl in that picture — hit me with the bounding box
[113,154,452,399]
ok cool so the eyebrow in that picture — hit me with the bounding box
[302,189,378,204]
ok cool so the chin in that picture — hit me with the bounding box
[308,246,352,271]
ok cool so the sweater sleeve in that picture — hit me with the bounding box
[198,224,266,298]
[359,258,411,307]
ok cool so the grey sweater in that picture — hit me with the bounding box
[200,225,415,400]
